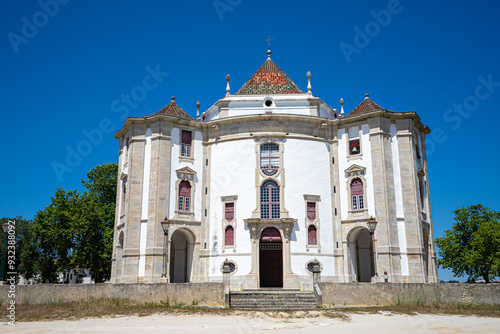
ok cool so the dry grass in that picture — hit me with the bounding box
[336,303,500,318]
[10,298,500,322]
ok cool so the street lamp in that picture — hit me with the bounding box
[367,217,378,278]
[160,217,170,281]
[0,222,10,281]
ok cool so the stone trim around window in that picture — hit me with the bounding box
[303,194,320,251]
[250,139,290,219]
[221,195,238,250]
[345,165,370,220]
[174,167,197,220]
[346,125,363,161]
[178,127,195,163]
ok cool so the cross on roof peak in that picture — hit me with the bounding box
[265,36,274,59]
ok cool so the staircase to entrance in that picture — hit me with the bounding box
[229,289,318,310]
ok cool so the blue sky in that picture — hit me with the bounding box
[1,0,499,281]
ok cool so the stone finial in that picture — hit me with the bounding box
[365,93,370,100]
[226,74,231,96]
[267,48,272,59]
[223,258,231,274]
[307,71,312,93]
[171,96,175,104]
[340,98,345,116]
[196,101,201,119]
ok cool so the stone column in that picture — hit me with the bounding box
[396,119,425,282]
[223,259,231,307]
[123,123,147,283]
[369,117,401,282]
[144,120,173,283]
[329,125,344,282]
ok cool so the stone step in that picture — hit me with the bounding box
[229,290,317,310]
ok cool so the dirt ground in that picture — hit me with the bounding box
[2,311,500,334]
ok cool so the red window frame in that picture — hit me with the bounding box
[349,139,360,155]
[225,226,234,246]
[225,202,234,221]
[351,178,364,210]
[178,180,191,211]
[308,225,317,245]
[260,180,280,219]
[307,202,316,220]
[181,130,192,157]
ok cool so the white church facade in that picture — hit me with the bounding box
[110,50,439,288]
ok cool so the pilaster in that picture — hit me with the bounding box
[368,117,401,282]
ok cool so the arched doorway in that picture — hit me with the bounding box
[350,228,374,282]
[259,227,283,287]
[169,230,191,283]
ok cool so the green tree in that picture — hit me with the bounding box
[29,162,117,283]
[435,204,500,283]
[73,163,117,282]
[32,189,80,282]
[0,217,35,282]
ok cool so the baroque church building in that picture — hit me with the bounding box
[110,49,439,288]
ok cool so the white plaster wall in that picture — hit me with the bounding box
[397,218,410,276]
[138,220,147,277]
[227,100,311,117]
[283,138,334,276]
[208,139,257,277]
[390,124,404,218]
[338,124,376,220]
[168,128,204,221]
[319,104,336,119]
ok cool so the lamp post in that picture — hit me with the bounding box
[0,223,10,281]
[161,218,170,281]
[367,217,378,278]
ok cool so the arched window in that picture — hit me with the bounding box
[308,225,317,245]
[178,181,191,211]
[351,178,364,210]
[225,226,234,246]
[260,143,279,176]
[261,180,280,219]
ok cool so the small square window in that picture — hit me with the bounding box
[349,139,360,155]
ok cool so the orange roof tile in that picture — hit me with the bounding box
[235,59,303,95]
[151,97,194,119]
[347,94,386,117]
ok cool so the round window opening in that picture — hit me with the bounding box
[265,100,273,107]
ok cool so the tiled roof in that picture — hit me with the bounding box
[235,58,304,95]
[150,97,194,119]
[347,94,386,117]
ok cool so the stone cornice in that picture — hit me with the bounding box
[114,109,430,141]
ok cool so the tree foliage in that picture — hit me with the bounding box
[0,217,35,282]
[435,204,500,283]
[15,162,118,283]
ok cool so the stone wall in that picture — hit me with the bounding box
[1,283,224,306]
[319,283,500,306]
[3,283,499,307]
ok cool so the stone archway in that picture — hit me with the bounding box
[259,227,283,287]
[348,228,374,282]
[169,229,194,283]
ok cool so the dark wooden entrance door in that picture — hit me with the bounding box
[259,227,283,288]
